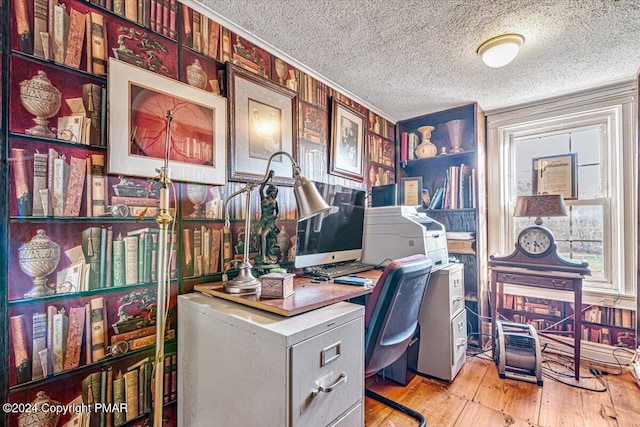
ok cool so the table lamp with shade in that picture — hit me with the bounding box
[222,150,330,294]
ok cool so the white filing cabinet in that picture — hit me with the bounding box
[416,263,467,381]
[177,293,365,427]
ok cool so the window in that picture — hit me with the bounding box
[486,83,636,298]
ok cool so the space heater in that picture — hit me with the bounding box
[494,321,543,386]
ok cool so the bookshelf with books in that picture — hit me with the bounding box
[396,103,487,345]
[2,0,393,424]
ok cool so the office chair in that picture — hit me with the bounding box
[364,254,432,426]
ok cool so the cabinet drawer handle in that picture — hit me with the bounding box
[456,338,467,346]
[321,342,342,366]
[453,296,463,302]
[502,274,516,280]
[453,279,460,287]
[551,279,567,287]
[311,373,347,398]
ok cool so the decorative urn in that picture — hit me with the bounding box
[19,71,62,138]
[186,183,208,218]
[444,119,466,154]
[414,125,437,158]
[186,59,208,89]
[274,58,288,85]
[18,229,60,298]
[17,391,61,427]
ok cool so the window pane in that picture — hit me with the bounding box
[577,164,603,199]
[570,205,604,242]
[571,128,601,166]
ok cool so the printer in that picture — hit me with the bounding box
[361,206,448,267]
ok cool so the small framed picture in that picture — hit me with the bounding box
[532,153,578,200]
[329,98,365,182]
[400,176,423,206]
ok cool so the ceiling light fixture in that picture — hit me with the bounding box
[477,33,524,68]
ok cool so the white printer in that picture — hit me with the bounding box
[361,206,449,267]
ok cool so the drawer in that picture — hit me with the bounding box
[495,272,575,291]
[449,266,465,316]
[450,309,467,364]
[291,317,364,427]
[328,403,363,427]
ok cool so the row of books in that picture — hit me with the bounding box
[583,305,635,329]
[581,325,636,348]
[74,226,177,292]
[509,314,572,333]
[65,353,175,427]
[367,134,394,167]
[56,83,106,147]
[298,70,329,110]
[89,0,178,38]
[10,297,108,385]
[503,295,566,317]
[399,131,421,164]
[180,3,220,57]
[182,225,223,278]
[11,148,107,217]
[428,165,476,210]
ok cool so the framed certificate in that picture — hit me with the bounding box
[400,176,423,206]
[532,153,578,200]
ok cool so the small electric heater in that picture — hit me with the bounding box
[494,321,543,386]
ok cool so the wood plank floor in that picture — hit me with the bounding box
[365,355,640,427]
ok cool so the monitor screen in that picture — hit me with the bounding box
[294,182,366,269]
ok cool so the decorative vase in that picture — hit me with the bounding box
[444,119,466,154]
[274,58,288,85]
[276,226,290,261]
[186,59,208,89]
[19,229,60,298]
[19,71,61,138]
[18,391,61,427]
[414,125,437,158]
[186,183,208,218]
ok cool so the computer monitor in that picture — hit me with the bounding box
[294,182,366,269]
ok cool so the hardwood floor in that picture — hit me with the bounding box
[365,355,640,426]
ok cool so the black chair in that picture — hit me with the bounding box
[364,254,432,426]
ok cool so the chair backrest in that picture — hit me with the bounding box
[364,254,432,377]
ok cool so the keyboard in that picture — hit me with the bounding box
[304,261,375,280]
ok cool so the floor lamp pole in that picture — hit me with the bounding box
[154,112,173,427]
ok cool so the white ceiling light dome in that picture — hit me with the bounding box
[477,33,525,68]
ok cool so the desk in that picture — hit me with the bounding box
[490,265,584,380]
[193,269,380,316]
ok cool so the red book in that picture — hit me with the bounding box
[169,0,177,38]
[401,131,408,164]
[150,0,157,31]
[162,0,170,36]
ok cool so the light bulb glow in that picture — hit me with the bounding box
[477,34,524,68]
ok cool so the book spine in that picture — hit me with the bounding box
[63,306,86,370]
[181,3,192,47]
[203,227,211,275]
[143,360,152,413]
[31,313,47,380]
[124,0,138,23]
[11,148,31,216]
[83,83,103,146]
[33,0,49,58]
[52,310,69,374]
[46,148,58,216]
[124,236,139,285]
[169,0,177,38]
[162,0,170,36]
[14,0,32,53]
[90,297,107,361]
[64,8,86,68]
[110,325,156,344]
[85,12,92,73]
[110,196,159,207]
[10,315,31,384]
[113,374,126,426]
[90,12,107,75]
[100,370,108,426]
[163,356,171,404]
[63,156,87,216]
[222,227,232,271]
[208,21,220,58]
[53,156,69,216]
[182,228,193,276]
[99,227,107,288]
[106,227,113,288]
[84,303,92,365]
[137,233,145,283]
[112,238,126,286]
[113,0,125,16]
[53,4,69,64]
[82,227,102,290]
[46,306,57,371]
[106,367,114,427]
[143,232,152,283]
[170,354,177,400]
[137,0,144,25]
[124,370,139,421]
[32,151,48,217]
[90,154,107,216]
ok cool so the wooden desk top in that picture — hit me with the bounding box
[194,269,381,317]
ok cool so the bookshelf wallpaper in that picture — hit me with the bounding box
[1,0,397,425]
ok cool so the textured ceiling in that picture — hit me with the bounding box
[192,0,640,122]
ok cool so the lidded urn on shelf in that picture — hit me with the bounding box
[186,59,208,89]
[17,391,61,427]
[19,71,62,138]
[414,125,437,158]
[18,229,60,298]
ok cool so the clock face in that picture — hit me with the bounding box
[518,226,553,256]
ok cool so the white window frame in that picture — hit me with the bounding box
[486,82,637,306]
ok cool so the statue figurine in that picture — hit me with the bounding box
[254,170,280,265]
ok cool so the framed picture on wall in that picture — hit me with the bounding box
[329,98,365,182]
[227,62,298,185]
[107,58,227,185]
[400,176,423,206]
[532,153,578,200]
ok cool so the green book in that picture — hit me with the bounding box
[82,227,102,290]
[113,373,126,426]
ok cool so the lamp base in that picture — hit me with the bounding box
[223,266,261,294]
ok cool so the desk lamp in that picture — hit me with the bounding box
[222,151,329,294]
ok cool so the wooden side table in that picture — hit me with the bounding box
[490,266,585,380]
